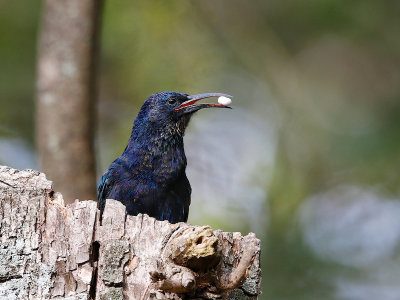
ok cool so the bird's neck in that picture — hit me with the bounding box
[121,123,187,184]
[124,121,187,164]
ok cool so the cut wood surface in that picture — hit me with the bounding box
[0,166,261,299]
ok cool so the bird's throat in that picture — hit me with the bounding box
[126,118,188,157]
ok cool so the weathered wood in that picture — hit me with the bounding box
[0,166,261,299]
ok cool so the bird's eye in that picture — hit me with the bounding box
[167,98,177,105]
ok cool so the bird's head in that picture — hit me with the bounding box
[134,91,232,137]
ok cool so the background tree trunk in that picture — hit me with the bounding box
[0,166,262,299]
[36,0,102,204]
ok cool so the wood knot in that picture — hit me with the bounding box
[167,226,221,272]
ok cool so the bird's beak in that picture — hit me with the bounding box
[174,93,233,114]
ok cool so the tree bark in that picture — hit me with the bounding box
[0,166,261,299]
[36,0,102,204]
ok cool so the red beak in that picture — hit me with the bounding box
[174,93,233,113]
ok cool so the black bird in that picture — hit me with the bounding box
[97,91,232,223]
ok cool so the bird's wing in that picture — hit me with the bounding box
[97,170,113,213]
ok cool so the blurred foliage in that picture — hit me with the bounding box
[1,0,400,299]
[0,1,41,143]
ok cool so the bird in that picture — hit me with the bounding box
[97,91,232,223]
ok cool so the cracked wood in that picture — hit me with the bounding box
[0,166,261,299]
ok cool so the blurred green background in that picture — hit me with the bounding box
[1,1,400,299]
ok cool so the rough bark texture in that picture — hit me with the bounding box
[0,166,261,299]
[36,0,102,204]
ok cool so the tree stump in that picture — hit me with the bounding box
[0,166,261,299]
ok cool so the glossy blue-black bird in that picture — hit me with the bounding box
[97,91,232,223]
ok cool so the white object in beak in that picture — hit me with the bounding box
[217,96,232,106]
